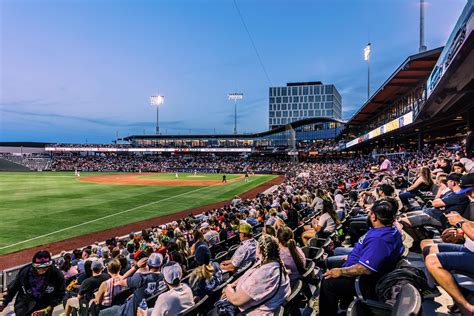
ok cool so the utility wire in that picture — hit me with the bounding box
[233,0,272,85]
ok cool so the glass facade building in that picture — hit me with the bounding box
[268,82,342,129]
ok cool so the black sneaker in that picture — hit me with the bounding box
[422,287,441,299]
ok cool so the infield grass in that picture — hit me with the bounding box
[0,172,276,255]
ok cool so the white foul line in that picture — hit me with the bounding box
[0,184,219,250]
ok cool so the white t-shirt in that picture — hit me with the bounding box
[151,284,194,316]
[236,262,290,315]
[317,213,336,233]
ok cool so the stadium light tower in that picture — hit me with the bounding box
[419,0,427,52]
[228,93,243,135]
[364,43,371,99]
[150,95,165,135]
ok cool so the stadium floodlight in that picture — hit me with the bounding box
[228,93,243,135]
[150,95,165,135]
[364,43,371,99]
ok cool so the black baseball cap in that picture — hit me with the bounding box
[446,172,462,183]
[459,173,474,194]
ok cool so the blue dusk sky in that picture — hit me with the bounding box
[0,0,467,143]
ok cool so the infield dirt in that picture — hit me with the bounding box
[80,173,244,186]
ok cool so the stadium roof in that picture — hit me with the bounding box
[348,47,443,126]
[122,116,346,141]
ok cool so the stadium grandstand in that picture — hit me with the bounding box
[1,2,474,316]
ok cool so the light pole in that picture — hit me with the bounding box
[419,0,427,52]
[364,43,371,99]
[228,93,243,135]
[150,95,165,135]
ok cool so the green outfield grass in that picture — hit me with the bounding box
[0,172,276,255]
[139,173,241,180]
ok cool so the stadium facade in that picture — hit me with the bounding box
[268,82,342,130]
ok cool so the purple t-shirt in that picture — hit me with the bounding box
[344,226,403,274]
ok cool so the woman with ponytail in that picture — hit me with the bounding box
[189,245,222,300]
[277,226,306,285]
[221,235,290,315]
[302,199,339,245]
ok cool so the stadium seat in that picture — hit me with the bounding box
[301,246,324,263]
[354,275,380,301]
[186,255,198,270]
[208,277,234,305]
[308,237,331,249]
[181,273,192,285]
[181,295,208,316]
[214,251,228,263]
[228,244,239,253]
[347,283,422,316]
[391,283,422,316]
[283,279,303,316]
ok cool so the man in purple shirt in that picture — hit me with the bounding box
[319,199,404,316]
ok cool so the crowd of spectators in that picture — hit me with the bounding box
[50,155,291,173]
[1,140,474,315]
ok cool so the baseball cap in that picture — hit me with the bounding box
[133,250,148,261]
[32,250,53,268]
[195,245,211,265]
[239,223,253,235]
[447,172,462,183]
[91,260,104,271]
[458,173,474,194]
[148,253,164,268]
[162,261,182,284]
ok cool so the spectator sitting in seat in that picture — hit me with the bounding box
[452,161,467,175]
[77,248,92,273]
[245,210,259,227]
[190,230,208,255]
[221,223,257,272]
[200,222,220,246]
[302,199,338,245]
[0,251,65,316]
[434,173,450,199]
[423,173,474,314]
[189,245,223,300]
[319,199,404,316]
[64,261,109,316]
[277,226,307,285]
[266,208,278,226]
[401,173,470,229]
[399,166,434,212]
[146,261,195,316]
[116,254,163,316]
[59,253,78,279]
[284,201,300,230]
[92,259,125,315]
[221,235,291,315]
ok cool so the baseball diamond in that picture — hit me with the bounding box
[0,172,276,256]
